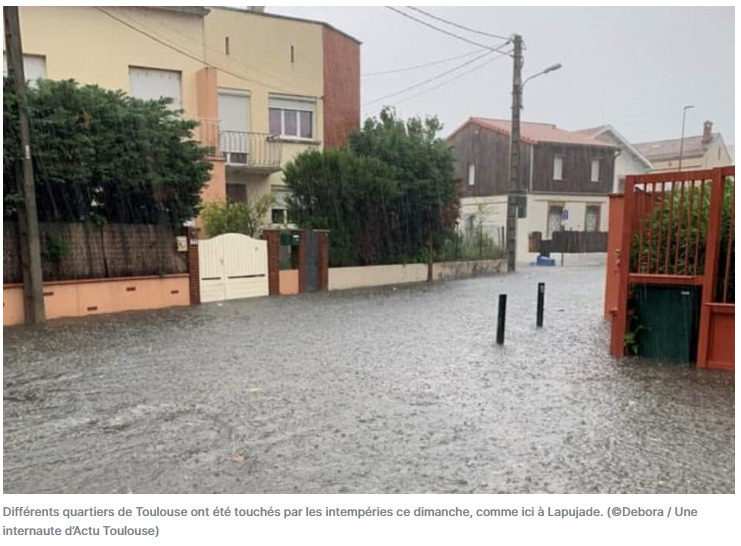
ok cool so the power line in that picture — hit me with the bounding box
[362,49,485,77]
[386,6,510,52]
[95,7,320,99]
[363,49,499,107]
[381,48,511,109]
[406,6,510,41]
[363,49,494,107]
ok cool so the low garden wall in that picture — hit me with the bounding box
[3,275,189,326]
[328,259,506,291]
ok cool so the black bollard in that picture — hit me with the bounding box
[496,294,507,345]
[536,282,545,328]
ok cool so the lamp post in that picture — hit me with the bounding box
[505,42,562,272]
[522,63,563,91]
[678,104,694,171]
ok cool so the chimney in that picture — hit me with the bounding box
[702,121,713,145]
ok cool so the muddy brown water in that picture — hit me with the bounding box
[3,267,734,493]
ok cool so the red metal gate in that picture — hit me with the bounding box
[607,166,734,369]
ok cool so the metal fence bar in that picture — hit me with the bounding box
[674,180,685,274]
[721,177,734,303]
[664,181,674,274]
[693,179,705,275]
[683,178,695,276]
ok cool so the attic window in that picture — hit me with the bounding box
[225,36,230,55]
[468,163,475,186]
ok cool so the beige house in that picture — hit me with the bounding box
[4,6,360,225]
[634,121,732,173]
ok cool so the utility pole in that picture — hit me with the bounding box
[505,34,524,273]
[4,6,46,324]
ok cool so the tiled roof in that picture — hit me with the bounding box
[449,117,616,147]
[572,126,607,138]
[634,134,718,161]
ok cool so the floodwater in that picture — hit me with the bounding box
[3,267,734,494]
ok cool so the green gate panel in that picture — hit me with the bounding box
[634,285,701,364]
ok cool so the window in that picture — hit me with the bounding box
[268,95,315,139]
[591,159,600,182]
[468,163,476,186]
[128,66,182,110]
[547,205,564,237]
[272,209,287,224]
[3,53,46,84]
[226,184,247,204]
[585,205,601,232]
[553,156,563,181]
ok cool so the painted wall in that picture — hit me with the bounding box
[13,7,206,118]
[4,275,189,326]
[328,260,505,291]
[279,270,299,295]
[203,8,327,211]
[519,193,609,264]
[329,264,428,290]
[433,259,505,280]
[459,196,508,243]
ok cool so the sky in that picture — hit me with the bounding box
[268,5,735,146]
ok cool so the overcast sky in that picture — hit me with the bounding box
[269,6,735,146]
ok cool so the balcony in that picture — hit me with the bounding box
[197,119,282,173]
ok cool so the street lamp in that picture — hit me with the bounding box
[522,63,563,91]
[678,104,694,171]
[505,40,562,272]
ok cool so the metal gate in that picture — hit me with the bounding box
[199,233,268,303]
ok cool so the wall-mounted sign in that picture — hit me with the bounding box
[175,236,187,252]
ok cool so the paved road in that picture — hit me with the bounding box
[3,267,734,493]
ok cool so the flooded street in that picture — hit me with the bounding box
[3,266,734,494]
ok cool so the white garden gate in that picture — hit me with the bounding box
[198,233,269,303]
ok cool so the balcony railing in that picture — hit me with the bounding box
[196,119,282,172]
[221,130,282,171]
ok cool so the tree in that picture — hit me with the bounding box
[349,107,459,261]
[283,148,397,266]
[200,193,276,238]
[283,107,459,266]
[3,78,211,226]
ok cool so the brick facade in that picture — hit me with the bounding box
[316,230,329,291]
[186,227,200,305]
[322,26,360,149]
[262,229,281,296]
[297,231,307,294]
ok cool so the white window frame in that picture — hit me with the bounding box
[591,159,600,182]
[553,156,563,181]
[268,95,315,140]
[128,66,182,111]
[3,53,47,84]
[468,163,476,186]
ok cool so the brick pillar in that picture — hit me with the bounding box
[186,227,201,305]
[262,229,280,296]
[297,230,307,294]
[316,230,330,291]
